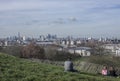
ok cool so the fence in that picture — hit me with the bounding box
[29,58,120,75]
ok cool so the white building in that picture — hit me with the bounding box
[67,47,91,56]
[116,49,120,56]
[4,41,8,46]
[39,35,45,41]
[61,41,65,45]
[22,36,26,41]
[60,40,75,47]
[75,47,91,56]
[76,40,82,44]
[66,40,69,45]
[102,44,120,53]
[70,40,74,45]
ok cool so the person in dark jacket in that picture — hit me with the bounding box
[108,66,117,77]
[64,58,74,72]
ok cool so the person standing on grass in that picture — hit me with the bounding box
[101,66,108,76]
[64,57,74,72]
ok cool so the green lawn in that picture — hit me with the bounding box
[0,53,119,81]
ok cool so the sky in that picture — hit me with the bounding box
[0,0,120,38]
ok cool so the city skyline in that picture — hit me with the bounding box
[0,0,120,38]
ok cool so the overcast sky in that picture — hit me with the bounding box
[0,0,120,38]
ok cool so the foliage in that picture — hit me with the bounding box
[1,44,80,61]
[0,53,120,81]
[45,48,80,61]
[0,46,3,51]
[21,43,45,59]
[78,55,120,67]
[0,46,22,57]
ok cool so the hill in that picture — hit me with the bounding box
[0,53,120,81]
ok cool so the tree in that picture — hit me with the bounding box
[21,43,45,59]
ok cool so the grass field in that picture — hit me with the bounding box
[0,53,120,81]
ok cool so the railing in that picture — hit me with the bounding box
[29,58,120,75]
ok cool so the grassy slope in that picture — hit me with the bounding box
[0,53,119,81]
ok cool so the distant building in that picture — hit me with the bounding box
[102,44,120,53]
[66,47,91,56]
[39,35,45,41]
[22,36,26,41]
[76,40,82,45]
[66,40,69,45]
[60,40,75,47]
[75,47,91,56]
[116,49,120,56]
[61,40,65,45]
[36,41,55,46]
[4,41,8,46]
[0,41,3,46]
[70,40,74,45]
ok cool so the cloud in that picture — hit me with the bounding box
[0,0,70,12]
[0,0,120,38]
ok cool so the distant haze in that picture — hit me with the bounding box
[0,0,120,38]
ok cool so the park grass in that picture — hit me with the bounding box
[0,53,120,81]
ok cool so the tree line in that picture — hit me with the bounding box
[0,43,80,61]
